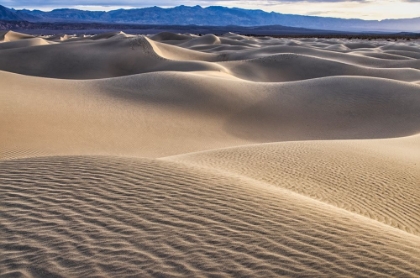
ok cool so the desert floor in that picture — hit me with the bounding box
[1,31,420,277]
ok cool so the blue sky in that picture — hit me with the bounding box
[3,0,420,20]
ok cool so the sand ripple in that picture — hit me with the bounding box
[1,156,419,277]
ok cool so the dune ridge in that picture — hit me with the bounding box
[1,31,419,277]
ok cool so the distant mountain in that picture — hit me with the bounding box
[0,6,42,22]
[0,5,23,20]
[1,4,419,32]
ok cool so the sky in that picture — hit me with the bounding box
[3,0,420,20]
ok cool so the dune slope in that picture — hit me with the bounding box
[165,137,420,235]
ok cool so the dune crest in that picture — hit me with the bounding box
[0,30,34,42]
[1,31,420,277]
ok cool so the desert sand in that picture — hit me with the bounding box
[1,30,420,277]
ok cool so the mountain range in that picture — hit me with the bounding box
[1,4,419,32]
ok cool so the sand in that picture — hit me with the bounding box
[1,31,420,277]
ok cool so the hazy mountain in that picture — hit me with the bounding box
[0,6,40,22]
[0,5,23,20]
[1,4,419,32]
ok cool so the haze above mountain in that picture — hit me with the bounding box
[1,4,419,32]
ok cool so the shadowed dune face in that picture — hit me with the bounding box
[226,77,420,141]
[1,31,420,277]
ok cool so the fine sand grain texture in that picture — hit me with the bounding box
[1,32,420,277]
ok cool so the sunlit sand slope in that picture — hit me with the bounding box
[165,136,420,236]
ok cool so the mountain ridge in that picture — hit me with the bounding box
[1,4,419,32]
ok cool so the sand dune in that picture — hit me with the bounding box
[0,30,34,42]
[165,136,420,235]
[0,36,227,79]
[146,37,219,61]
[0,37,52,50]
[222,54,420,82]
[150,31,195,42]
[2,71,419,159]
[1,32,419,277]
